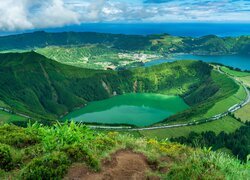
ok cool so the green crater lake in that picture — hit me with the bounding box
[63,93,189,127]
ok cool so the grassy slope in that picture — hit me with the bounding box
[203,83,246,118]
[0,111,27,126]
[140,116,244,139]
[0,123,248,179]
[239,76,250,87]
[35,45,125,69]
[220,66,250,122]
[202,71,246,117]
[0,100,9,108]
[221,66,250,77]
[159,70,242,124]
[235,103,250,122]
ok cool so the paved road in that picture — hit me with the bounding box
[0,107,31,119]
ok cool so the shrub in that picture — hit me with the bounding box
[21,152,70,180]
[1,133,39,148]
[21,144,45,162]
[167,152,225,179]
[0,124,40,148]
[0,144,12,171]
[94,133,116,151]
[62,144,99,169]
[166,150,249,179]
[40,122,95,152]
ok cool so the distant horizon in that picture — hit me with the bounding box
[1,23,250,37]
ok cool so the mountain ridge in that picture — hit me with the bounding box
[0,31,249,55]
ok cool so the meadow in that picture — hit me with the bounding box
[221,66,250,77]
[235,103,250,122]
[140,116,244,139]
[0,111,27,126]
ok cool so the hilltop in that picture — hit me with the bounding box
[0,122,248,179]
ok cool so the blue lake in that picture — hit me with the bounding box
[145,54,250,70]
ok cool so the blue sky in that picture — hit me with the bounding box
[0,0,250,32]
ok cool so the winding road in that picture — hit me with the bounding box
[89,66,250,131]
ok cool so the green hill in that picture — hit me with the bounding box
[0,51,213,121]
[0,31,152,51]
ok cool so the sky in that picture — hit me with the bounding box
[0,0,250,32]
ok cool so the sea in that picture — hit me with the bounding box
[1,23,250,37]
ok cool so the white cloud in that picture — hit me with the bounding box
[32,0,79,28]
[0,0,79,31]
[0,0,250,31]
[0,0,33,31]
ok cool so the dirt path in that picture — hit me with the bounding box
[64,150,156,180]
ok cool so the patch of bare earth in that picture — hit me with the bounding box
[64,150,159,180]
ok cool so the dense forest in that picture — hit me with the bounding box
[171,121,250,161]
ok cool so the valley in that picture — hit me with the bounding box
[0,32,249,130]
[1,0,250,177]
[0,31,249,179]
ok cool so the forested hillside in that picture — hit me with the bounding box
[0,52,213,121]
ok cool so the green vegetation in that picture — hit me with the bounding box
[0,32,249,179]
[162,70,244,124]
[202,82,246,119]
[0,52,213,124]
[0,122,248,179]
[35,45,140,70]
[171,122,250,161]
[140,116,244,139]
[0,51,244,128]
[0,100,9,108]
[235,104,250,122]
[219,66,250,122]
[0,111,27,125]
[221,66,250,77]
[0,32,249,56]
[239,76,250,87]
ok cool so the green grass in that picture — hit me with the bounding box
[0,100,9,108]
[190,70,246,120]
[140,116,244,139]
[0,122,248,179]
[0,49,29,54]
[35,45,121,69]
[35,45,150,70]
[164,70,244,124]
[203,84,246,118]
[219,66,250,122]
[0,111,27,125]
[238,76,250,87]
[221,66,250,77]
[235,103,250,122]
